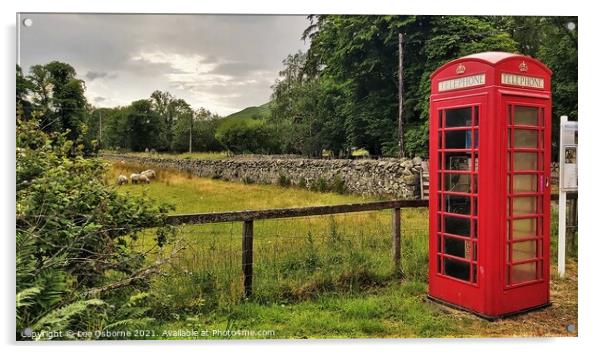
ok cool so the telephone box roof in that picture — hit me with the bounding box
[430,51,552,78]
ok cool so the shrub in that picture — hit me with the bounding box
[311,177,329,192]
[298,177,307,189]
[278,174,291,187]
[16,115,175,339]
[330,174,347,194]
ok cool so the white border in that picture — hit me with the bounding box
[2,1,599,353]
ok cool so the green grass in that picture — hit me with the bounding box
[117,151,228,160]
[108,161,437,337]
[107,161,577,339]
[215,102,271,134]
[149,281,454,339]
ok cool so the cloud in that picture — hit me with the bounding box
[18,14,310,116]
[86,71,108,81]
[93,96,106,102]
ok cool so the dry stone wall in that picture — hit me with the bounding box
[105,154,423,199]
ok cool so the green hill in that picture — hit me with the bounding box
[217,102,271,133]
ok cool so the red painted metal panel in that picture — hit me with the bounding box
[428,52,551,319]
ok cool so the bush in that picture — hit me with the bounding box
[298,177,307,189]
[310,177,329,192]
[278,174,291,187]
[215,122,280,154]
[330,174,347,194]
[16,115,175,339]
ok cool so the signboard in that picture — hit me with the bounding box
[438,74,485,92]
[501,73,545,89]
[559,118,578,192]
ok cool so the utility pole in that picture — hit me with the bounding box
[398,33,405,158]
[189,111,193,154]
[98,110,102,148]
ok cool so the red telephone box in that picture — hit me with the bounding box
[428,52,552,319]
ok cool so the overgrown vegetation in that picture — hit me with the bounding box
[270,15,577,158]
[16,110,176,340]
[108,164,577,338]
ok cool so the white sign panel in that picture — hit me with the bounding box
[501,73,545,89]
[438,74,485,92]
[559,118,578,192]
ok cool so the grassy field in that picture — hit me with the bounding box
[108,161,578,339]
[215,103,271,134]
[116,151,229,160]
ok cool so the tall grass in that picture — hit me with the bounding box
[104,161,576,338]
[108,162,429,317]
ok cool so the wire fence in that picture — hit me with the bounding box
[137,203,429,314]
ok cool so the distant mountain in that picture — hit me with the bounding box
[216,102,271,133]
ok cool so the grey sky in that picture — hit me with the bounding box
[18,13,310,115]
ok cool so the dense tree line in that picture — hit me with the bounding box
[17,63,223,154]
[270,15,577,158]
[17,16,577,160]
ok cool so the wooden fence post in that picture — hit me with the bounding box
[391,207,402,277]
[242,219,254,298]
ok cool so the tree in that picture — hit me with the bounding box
[216,122,278,154]
[125,99,163,152]
[296,15,519,157]
[25,61,90,152]
[16,65,34,118]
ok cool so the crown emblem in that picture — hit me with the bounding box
[519,61,528,72]
[456,63,466,74]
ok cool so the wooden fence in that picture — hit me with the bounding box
[166,199,428,297]
[165,192,576,298]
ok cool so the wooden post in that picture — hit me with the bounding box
[242,220,254,297]
[391,207,402,277]
[398,33,405,158]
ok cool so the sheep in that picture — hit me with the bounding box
[141,169,156,179]
[130,173,141,184]
[116,175,128,185]
[139,175,151,184]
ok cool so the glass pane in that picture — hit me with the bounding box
[473,129,479,148]
[472,174,478,193]
[513,174,538,193]
[514,129,538,148]
[444,258,470,281]
[472,242,478,261]
[445,107,472,127]
[444,216,470,237]
[445,173,471,193]
[511,240,537,261]
[445,195,471,215]
[511,218,538,239]
[515,106,539,126]
[444,237,470,259]
[513,152,538,171]
[445,154,471,171]
[513,196,538,215]
[445,130,472,149]
[511,262,537,284]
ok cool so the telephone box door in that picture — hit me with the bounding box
[429,94,486,313]
[497,94,551,313]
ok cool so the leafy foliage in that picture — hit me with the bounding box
[16,112,175,339]
[271,15,577,158]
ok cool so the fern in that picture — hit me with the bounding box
[32,299,105,336]
[16,287,41,317]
